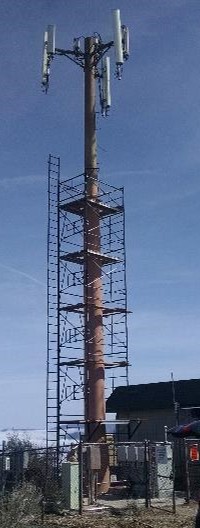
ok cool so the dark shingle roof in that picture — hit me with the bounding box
[106,378,200,413]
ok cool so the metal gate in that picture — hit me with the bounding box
[79,440,176,514]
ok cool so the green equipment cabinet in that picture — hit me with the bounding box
[61,461,79,510]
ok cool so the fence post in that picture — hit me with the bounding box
[0,442,6,497]
[172,443,176,514]
[78,442,83,515]
[184,440,190,503]
[144,440,150,508]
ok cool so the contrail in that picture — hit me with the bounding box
[0,263,45,287]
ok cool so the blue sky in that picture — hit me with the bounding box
[0,0,200,428]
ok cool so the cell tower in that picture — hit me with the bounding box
[43,10,130,481]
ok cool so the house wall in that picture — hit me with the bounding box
[117,408,177,442]
[117,408,195,442]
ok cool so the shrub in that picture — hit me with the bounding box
[0,482,42,528]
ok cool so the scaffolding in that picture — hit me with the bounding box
[47,154,129,453]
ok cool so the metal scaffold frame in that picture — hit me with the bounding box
[47,154,129,460]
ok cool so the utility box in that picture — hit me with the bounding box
[117,445,128,462]
[128,445,138,462]
[61,462,79,510]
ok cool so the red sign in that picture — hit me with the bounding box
[189,445,199,461]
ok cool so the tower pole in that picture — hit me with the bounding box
[84,35,109,495]
[84,37,105,434]
[43,12,130,493]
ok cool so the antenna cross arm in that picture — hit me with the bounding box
[99,40,114,51]
[55,48,84,68]
[55,47,83,56]
[93,41,114,66]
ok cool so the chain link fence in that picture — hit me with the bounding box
[0,440,177,516]
[0,446,57,494]
[0,445,52,526]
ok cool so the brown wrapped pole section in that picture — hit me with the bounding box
[84,37,109,493]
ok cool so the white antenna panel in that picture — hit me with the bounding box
[102,56,111,110]
[42,30,49,86]
[47,24,56,55]
[113,9,123,65]
[122,25,130,60]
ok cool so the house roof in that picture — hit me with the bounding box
[106,378,200,413]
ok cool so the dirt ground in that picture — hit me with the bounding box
[39,502,197,528]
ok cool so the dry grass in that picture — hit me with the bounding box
[39,502,197,528]
[0,486,197,528]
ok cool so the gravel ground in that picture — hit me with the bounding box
[34,502,197,528]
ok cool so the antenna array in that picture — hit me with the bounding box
[42,9,130,112]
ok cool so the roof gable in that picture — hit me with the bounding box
[106,378,200,413]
